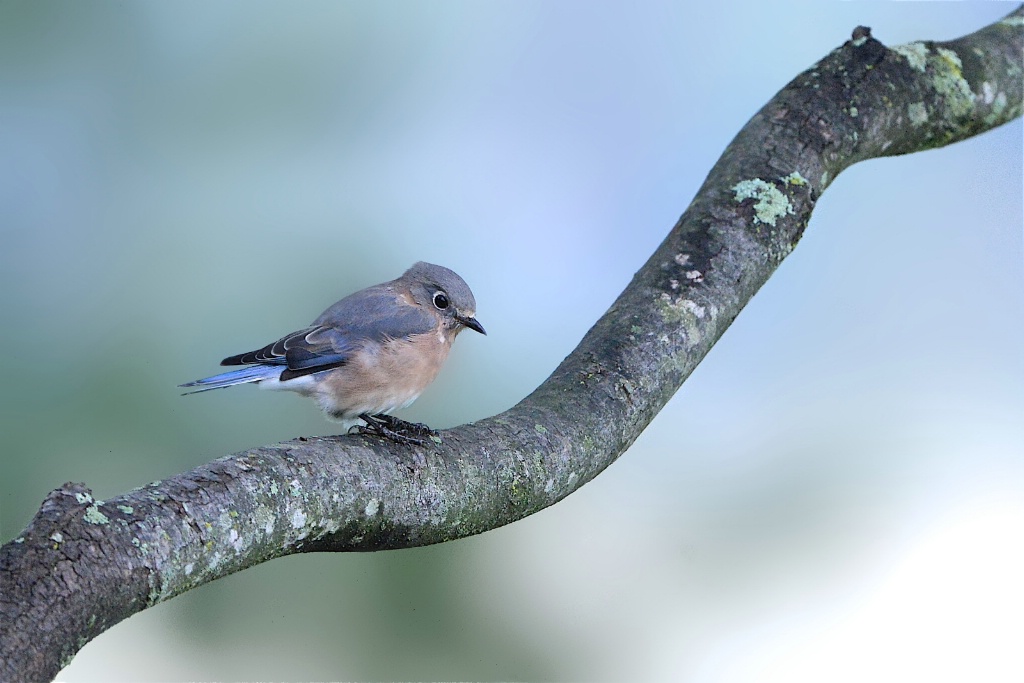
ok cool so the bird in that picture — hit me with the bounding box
[180,261,485,443]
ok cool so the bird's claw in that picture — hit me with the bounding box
[355,413,438,446]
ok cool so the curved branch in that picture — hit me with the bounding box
[2,8,1021,681]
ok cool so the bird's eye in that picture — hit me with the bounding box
[432,291,450,310]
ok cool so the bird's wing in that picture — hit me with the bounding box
[219,288,435,382]
[218,325,348,381]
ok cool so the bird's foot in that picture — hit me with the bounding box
[355,413,438,446]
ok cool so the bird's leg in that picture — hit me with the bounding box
[355,413,437,445]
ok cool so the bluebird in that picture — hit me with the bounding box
[181,262,485,442]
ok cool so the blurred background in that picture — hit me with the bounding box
[1,1,1021,681]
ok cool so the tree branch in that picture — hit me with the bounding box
[2,8,1021,681]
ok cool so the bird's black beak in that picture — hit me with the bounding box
[458,314,486,335]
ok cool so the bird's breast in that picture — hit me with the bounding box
[316,333,453,419]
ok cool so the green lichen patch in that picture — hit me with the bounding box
[132,537,154,558]
[908,101,929,126]
[781,171,808,186]
[83,504,110,525]
[893,42,928,72]
[253,504,276,535]
[936,47,961,71]
[931,48,975,118]
[732,178,794,227]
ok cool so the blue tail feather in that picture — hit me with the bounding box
[180,365,281,394]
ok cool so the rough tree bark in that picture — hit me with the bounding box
[2,8,1021,681]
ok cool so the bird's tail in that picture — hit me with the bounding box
[179,365,281,394]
